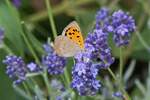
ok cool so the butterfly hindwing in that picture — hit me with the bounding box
[54,36,81,57]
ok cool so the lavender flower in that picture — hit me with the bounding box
[51,79,65,92]
[96,7,109,23]
[112,10,136,46]
[43,43,53,54]
[42,43,67,75]
[3,55,26,85]
[0,28,4,46]
[51,79,72,100]
[95,8,114,33]
[96,8,136,46]
[71,52,101,95]
[71,8,117,95]
[113,24,130,46]
[27,62,41,72]
[56,96,62,100]
[112,91,124,99]
[85,29,114,69]
[12,0,21,8]
[71,30,110,94]
[42,52,66,75]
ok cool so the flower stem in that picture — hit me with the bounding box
[26,72,42,77]
[42,71,52,98]
[13,85,32,100]
[107,68,131,100]
[119,47,123,89]
[107,68,117,81]
[64,68,70,87]
[45,0,57,38]
[21,31,40,63]
[23,82,32,98]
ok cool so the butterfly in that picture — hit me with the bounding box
[54,21,84,57]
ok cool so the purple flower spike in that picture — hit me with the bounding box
[112,10,136,46]
[96,7,109,23]
[85,29,114,69]
[71,59,101,95]
[95,8,114,33]
[42,52,66,75]
[113,24,130,46]
[27,62,41,72]
[42,43,67,75]
[71,52,101,95]
[3,55,27,85]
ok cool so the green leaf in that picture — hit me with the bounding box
[124,60,136,83]
[0,2,25,56]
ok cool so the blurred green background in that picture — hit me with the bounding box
[0,0,150,100]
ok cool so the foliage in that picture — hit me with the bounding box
[0,0,150,100]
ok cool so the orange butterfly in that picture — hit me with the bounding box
[54,21,84,57]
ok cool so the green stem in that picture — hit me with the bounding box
[13,85,32,100]
[42,71,51,98]
[107,68,117,81]
[21,31,40,63]
[121,89,131,100]
[45,0,57,38]
[64,68,70,87]
[119,47,123,88]
[23,82,32,98]
[26,72,42,77]
[34,85,46,100]
[107,68,131,100]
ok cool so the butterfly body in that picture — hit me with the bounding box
[54,21,84,57]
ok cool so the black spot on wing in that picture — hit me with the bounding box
[77,36,80,38]
[65,33,67,36]
[69,33,72,35]
[72,32,75,35]
[73,29,77,32]
[66,30,68,33]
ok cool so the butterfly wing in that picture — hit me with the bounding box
[62,21,84,49]
[54,36,82,57]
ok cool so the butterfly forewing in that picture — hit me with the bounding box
[62,21,84,49]
[62,21,81,36]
